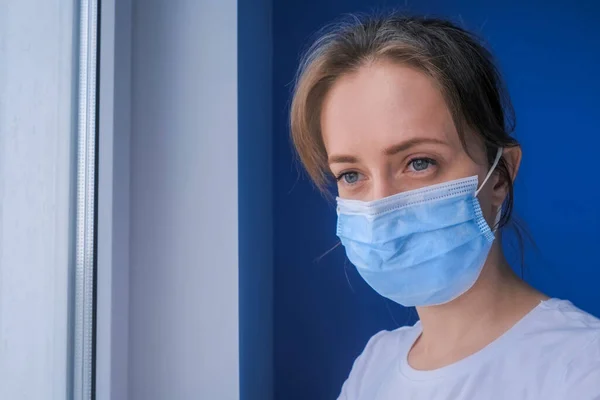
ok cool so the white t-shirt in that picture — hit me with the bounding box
[338,299,600,400]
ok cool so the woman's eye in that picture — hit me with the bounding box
[408,158,436,172]
[338,171,361,185]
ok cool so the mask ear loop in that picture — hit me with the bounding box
[492,206,503,233]
[475,148,503,196]
[475,148,504,233]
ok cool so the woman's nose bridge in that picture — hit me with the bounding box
[371,173,398,200]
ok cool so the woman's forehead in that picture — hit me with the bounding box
[321,62,462,154]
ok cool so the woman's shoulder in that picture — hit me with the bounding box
[361,322,421,359]
[337,324,419,399]
[530,298,600,339]
[530,299,600,397]
[523,299,600,361]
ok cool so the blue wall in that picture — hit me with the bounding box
[238,0,273,399]
[272,1,600,399]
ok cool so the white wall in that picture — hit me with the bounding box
[128,1,239,399]
[0,1,76,399]
[96,0,132,399]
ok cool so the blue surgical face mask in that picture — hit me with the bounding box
[336,149,503,307]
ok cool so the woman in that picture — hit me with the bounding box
[290,14,600,399]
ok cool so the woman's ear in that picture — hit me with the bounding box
[492,146,522,207]
[503,146,522,183]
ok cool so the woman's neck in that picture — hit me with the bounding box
[410,244,547,368]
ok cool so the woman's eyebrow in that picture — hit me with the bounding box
[384,137,448,156]
[328,137,448,165]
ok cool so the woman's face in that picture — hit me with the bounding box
[321,61,513,224]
